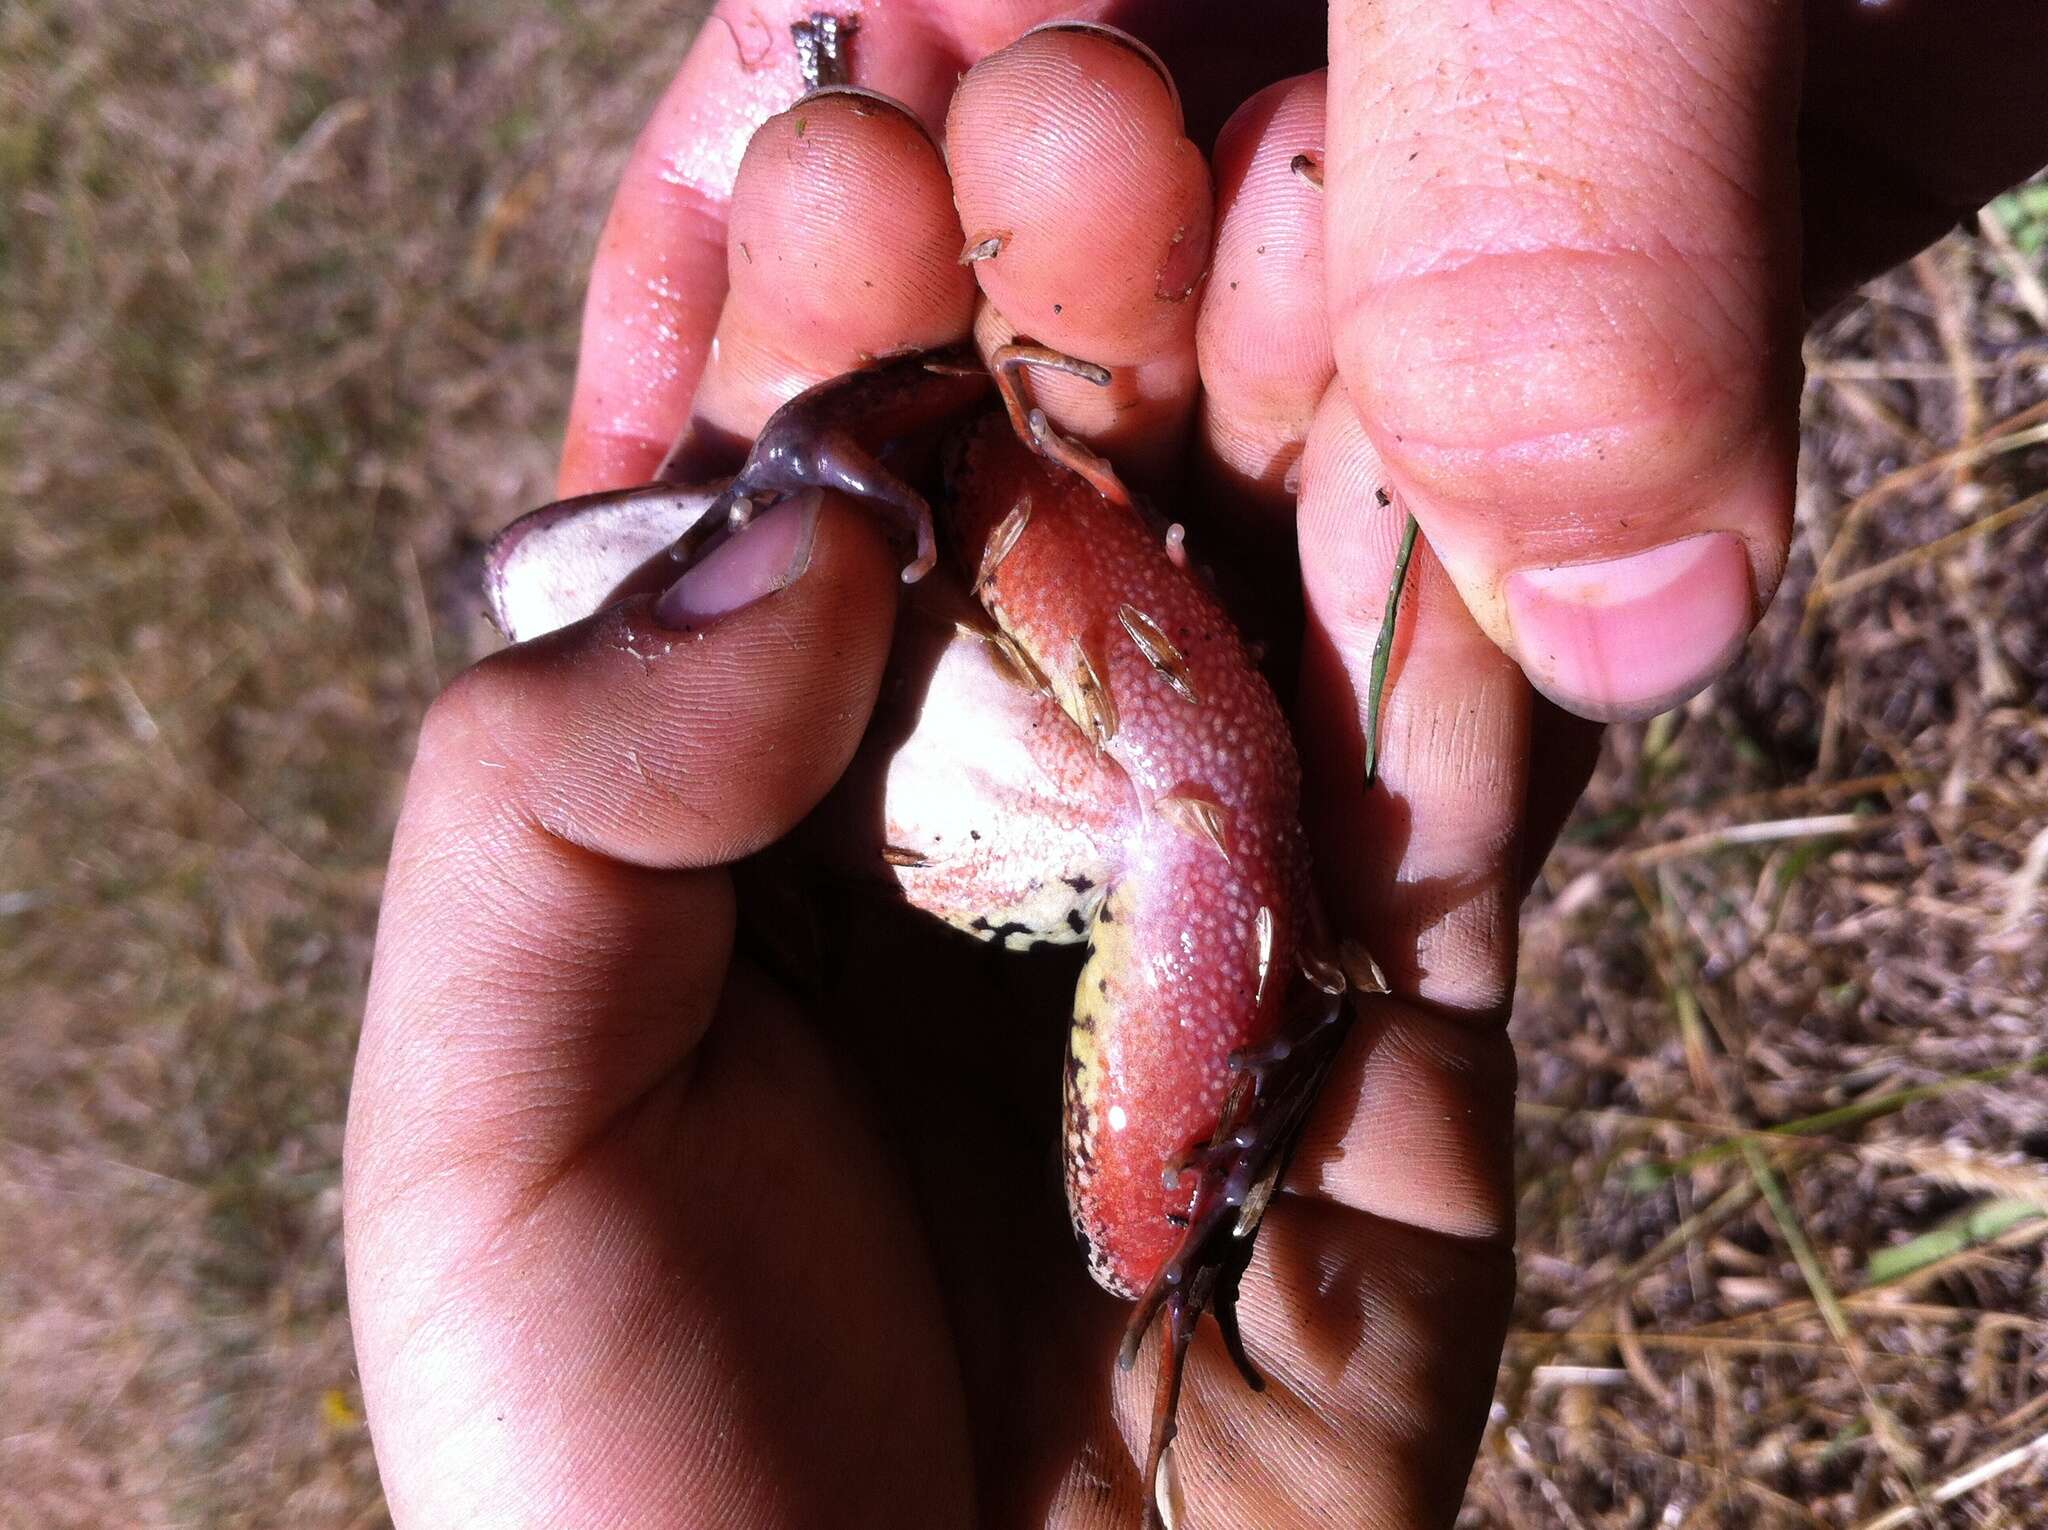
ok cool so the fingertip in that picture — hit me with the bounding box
[947,25,1211,364]
[558,13,973,498]
[1504,530,1757,722]
[946,25,1213,475]
[688,87,975,443]
[1196,71,1333,518]
[727,89,967,322]
[445,494,901,869]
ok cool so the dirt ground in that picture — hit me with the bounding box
[4,4,2046,1526]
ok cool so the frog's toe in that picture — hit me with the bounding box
[1117,978,1356,1530]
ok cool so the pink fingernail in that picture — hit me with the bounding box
[789,85,939,148]
[655,495,819,629]
[1504,532,1754,722]
[1017,21,1183,126]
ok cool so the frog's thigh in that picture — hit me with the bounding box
[881,623,1129,951]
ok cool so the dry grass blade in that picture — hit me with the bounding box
[1852,1429,2048,1530]
[1976,199,2048,329]
[1628,1053,2048,1187]
[1625,810,1881,867]
[1740,1141,1930,1507]
[1806,395,2048,592]
[1807,483,2048,609]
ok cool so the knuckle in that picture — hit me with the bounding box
[1341,244,1779,547]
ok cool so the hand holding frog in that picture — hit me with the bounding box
[345,4,2048,1527]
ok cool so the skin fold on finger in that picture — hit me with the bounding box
[558,1,971,497]
[1327,0,1804,722]
[674,88,977,473]
[1196,71,1334,526]
[946,26,1212,480]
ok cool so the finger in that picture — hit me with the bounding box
[1195,71,1334,524]
[1284,377,1521,1297]
[1108,1202,1510,1530]
[1290,995,1515,1242]
[1328,0,1804,721]
[673,87,976,473]
[1297,386,1530,1018]
[558,3,969,496]
[1223,1201,1512,1530]
[351,497,897,1196]
[351,500,979,1528]
[946,24,1212,480]
[1121,383,1533,1528]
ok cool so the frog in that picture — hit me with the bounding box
[485,340,1377,1527]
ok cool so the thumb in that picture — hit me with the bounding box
[1327,0,1802,721]
[355,491,898,1200]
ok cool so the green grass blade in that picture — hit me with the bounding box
[1363,512,1420,791]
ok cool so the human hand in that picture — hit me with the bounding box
[348,12,1514,1525]
[344,4,2048,1527]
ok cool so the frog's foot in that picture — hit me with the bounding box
[1117,978,1357,1530]
[665,421,939,584]
[987,341,1132,507]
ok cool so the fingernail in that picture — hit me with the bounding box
[655,494,819,629]
[1018,21,1182,127]
[1504,532,1754,722]
[789,85,938,148]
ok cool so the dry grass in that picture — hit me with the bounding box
[2,2,699,1523]
[2,4,2044,1527]
[1478,242,2048,1525]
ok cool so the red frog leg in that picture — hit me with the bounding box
[944,411,1350,1522]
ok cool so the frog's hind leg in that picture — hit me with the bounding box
[987,342,1132,507]
[1116,977,1360,1530]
